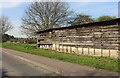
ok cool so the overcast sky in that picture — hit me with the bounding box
[0,0,119,38]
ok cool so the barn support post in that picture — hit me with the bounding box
[109,50,110,57]
[82,47,83,54]
[101,49,103,57]
[88,47,90,55]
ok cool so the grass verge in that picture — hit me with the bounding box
[2,43,120,72]
[0,43,2,47]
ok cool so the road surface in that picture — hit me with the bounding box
[2,52,59,76]
[2,48,119,76]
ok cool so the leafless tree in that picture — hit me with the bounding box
[0,16,13,34]
[21,1,72,36]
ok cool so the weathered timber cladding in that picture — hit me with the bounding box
[50,25,119,50]
[36,18,120,58]
[37,31,52,44]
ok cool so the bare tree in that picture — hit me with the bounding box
[21,1,72,36]
[0,16,13,34]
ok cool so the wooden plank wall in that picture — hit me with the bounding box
[37,24,120,58]
[52,25,119,50]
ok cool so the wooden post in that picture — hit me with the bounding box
[82,47,83,54]
[109,50,110,57]
[54,44,56,50]
[88,48,89,55]
[58,45,60,51]
[62,45,63,52]
[66,46,68,53]
[94,48,95,55]
[70,46,72,53]
[101,49,103,57]
[76,46,79,55]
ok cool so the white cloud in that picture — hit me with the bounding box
[0,0,24,9]
[0,0,119,9]
[31,0,120,2]
[64,0,119,2]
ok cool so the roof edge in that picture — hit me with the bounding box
[36,18,120,34]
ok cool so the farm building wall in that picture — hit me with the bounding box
[36,19,120,59]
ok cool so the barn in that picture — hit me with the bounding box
[36,18,120,59]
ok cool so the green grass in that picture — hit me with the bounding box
[2,43,120,72]
[0,43,2,47]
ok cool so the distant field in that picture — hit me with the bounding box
[2,43,120,72]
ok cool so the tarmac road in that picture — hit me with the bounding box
[2,48,119,77]
[2,52,59,76]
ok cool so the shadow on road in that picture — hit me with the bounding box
[1,69,8,78]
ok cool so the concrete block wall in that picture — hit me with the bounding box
[38,44,119,59]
